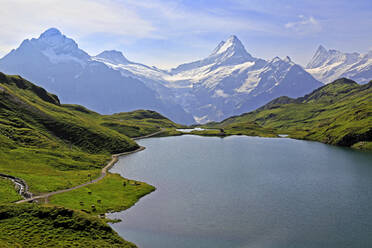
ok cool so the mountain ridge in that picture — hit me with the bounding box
[306,45,372,84]
[94,34,322,123]
[210,78,372,149]
[0,28,195,125]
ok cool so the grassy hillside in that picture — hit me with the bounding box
[49,173,155,215]
[0,178,22,204]
[211,78,372,149]
[0,72,181,195]
[100,109,183,138]
[0,72,181,247]
[0,204,136,247]
[0,72,138,195]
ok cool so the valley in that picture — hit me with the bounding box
[0,36,370,248]
[0,71,370,247]
[0,73,181,247]
[0,1,371,247]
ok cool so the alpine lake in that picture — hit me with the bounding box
[109,135,372,248]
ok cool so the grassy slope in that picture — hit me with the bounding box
[0,72,181,196]
[0,73,138,195]
[200,122,276,137]
[100,109,184,138]
[49,173,155,215]
[0,204,136,248]
[214,78,372,149]
[0,178,22,204]
[0,72,180,247]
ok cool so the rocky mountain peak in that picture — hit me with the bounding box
[210,35,252,60]
[95,50,130,65]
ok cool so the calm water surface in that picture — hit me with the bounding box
[109,135,372,248]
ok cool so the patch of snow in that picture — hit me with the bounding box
[194,115,211,124]
[235,68,263,93]
[42,48,86,66]
[306,45,371,84]
[177,128,206,133]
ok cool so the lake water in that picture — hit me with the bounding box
[176,128,206,132]
[109,135,372,248]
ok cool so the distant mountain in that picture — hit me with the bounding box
[0,29,323,124]
[98,35,322,123]
[306,45,372,84]
[0,28,194,124]
[92,50,173,102]
[210,78,372,150]
[170,35,257,74]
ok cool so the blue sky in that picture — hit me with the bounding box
[0,0,371,68]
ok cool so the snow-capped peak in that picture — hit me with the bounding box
[39,28,62,39]
[209,35,252,60]
[306,45,330,69]
[306,45,371,84]
[37,28,79,52]
[170,35,255,74]
[95,50,130,65]
[283,56,292,63]
[271,56,281,63]
[269,56,293,65]
[24,28,90,65]
[316,45,328,55]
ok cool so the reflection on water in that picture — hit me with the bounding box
[176,127,206,132]
[109,135,372,248]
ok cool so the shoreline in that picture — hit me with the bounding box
[183,130,372,151]
[15,146,147,204]
[15,128,164,204]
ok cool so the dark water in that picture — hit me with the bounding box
[109,135,372,248]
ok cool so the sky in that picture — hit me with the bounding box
[0,0,371,69]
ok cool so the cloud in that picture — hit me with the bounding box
[0,0,156,36]
[0,0,281,58]
[285,15,322,35]
[0,0,156,55]
[213,89,230,98]
[121,0,278,37]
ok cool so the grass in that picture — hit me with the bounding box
[208,78,372,149]
[0,147,105,195]
[201,123,277,137]
[49,173,155,215]
[0,204,136,247]
[0,178,22,204]
[101,110,184,138]
[351,141,372,150]
[0,73,138,199]
[153,127,183,137]
[0,72,180,246]
[0,72,179,200]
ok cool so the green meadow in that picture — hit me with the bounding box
[205,78,372,149]
[49,173,155,215]
[0,73,180,247]
[0,204,136,247]
[0,72,370,247]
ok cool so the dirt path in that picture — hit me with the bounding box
[15,129,164,204]
[133,129,164,140]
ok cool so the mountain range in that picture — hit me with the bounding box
[0,28,194,124]
[94,35,322,123]
[1,28,370,124]
[306,45,372,84]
